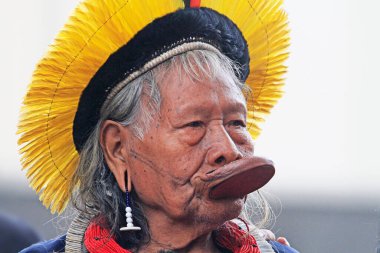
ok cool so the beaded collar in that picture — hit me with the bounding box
[84,221,260,253]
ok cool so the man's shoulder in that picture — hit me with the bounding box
[19,235,66,253]
[19,233,300,253]
[269,240,300,253]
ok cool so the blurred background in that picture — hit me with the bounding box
[0,0,379,252]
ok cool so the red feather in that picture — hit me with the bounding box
[190,0,201,8]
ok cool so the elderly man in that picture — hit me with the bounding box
[19,0,297,252]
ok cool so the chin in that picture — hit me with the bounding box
[193,197,245,226]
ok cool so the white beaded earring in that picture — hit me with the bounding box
[120,187,141,231]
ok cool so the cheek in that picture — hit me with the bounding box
[129,160,161,204]
[157,131,207,179]
[128,148,201,209]
[177,128,206,146]
[133,170,198,219]
[159,148,205,186]
[228,128,255,154]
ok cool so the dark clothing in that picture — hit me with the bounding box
[19,235,66,253]
[269,241,300,253]
[0,213,41,253]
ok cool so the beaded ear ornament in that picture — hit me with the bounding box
[120,188,141,231]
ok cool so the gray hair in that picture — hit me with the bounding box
[70,49,272,249]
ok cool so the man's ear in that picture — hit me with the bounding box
[100,120,133,192]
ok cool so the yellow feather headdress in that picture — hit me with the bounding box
[18,0,289,213]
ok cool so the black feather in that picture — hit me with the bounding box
[183,0,191,8]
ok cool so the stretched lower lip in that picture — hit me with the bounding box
[206,157,275,200]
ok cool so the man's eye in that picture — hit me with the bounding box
[229,120,246,127]
[185,121,203,128]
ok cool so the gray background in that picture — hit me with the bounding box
[1,0,380,253]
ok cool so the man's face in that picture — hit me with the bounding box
[126,68,255,226]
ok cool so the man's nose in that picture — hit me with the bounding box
[206,126,242,166]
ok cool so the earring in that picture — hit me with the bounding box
[120,187,141,231]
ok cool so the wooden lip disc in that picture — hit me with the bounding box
[209,164,275,200]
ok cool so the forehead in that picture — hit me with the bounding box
[159,65,246,113]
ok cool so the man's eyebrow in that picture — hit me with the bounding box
[223,102,247,115]
[174,102,246,116]
[174,104,212,117]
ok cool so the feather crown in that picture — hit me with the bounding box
[18,0,290,213]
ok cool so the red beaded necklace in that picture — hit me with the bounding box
[84,221,261,253]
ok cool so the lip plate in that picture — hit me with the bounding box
[208,164,275,200]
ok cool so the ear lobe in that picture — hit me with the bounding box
[100,120,132,192]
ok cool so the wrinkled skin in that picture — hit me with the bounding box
[101,69,255,252]
[129,73,253,222]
